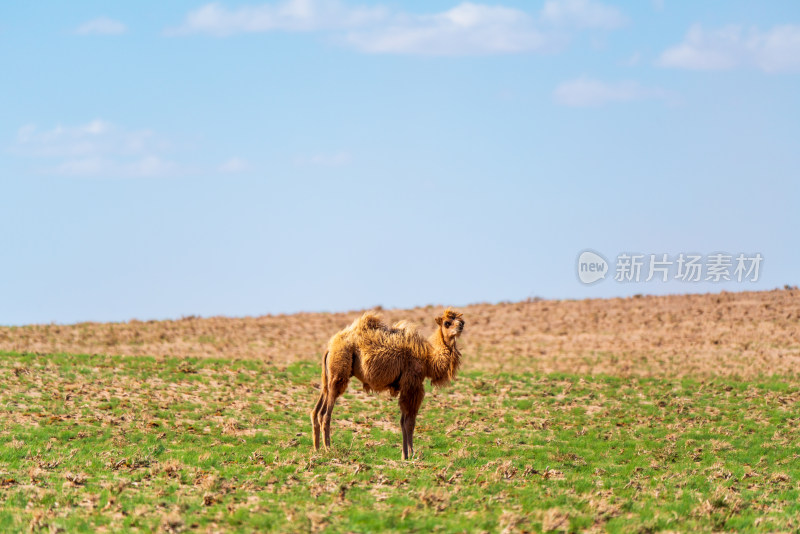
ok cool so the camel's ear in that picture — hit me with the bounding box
[435,316,443,326]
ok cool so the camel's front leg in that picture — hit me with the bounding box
[403,412,418,459]
[399,386,424,460]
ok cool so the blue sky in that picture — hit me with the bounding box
[2,0,799,325]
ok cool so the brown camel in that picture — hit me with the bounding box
[310,308,465,459]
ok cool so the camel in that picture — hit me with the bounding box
[310,308,465,459]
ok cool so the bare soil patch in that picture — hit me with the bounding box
[1,289,798,378]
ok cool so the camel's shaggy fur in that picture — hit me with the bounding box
[310,308,465,459]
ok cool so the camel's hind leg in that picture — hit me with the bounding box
[310,391,326,451]
[322,376,348,450]
[311,350,330,452]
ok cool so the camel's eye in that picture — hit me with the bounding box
[444,321,452,327]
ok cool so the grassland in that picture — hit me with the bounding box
[3,349,800,533]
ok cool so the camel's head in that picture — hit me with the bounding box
[435,308,464,346]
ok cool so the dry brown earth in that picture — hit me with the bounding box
[2,289,799,378]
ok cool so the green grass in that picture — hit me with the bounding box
[2,351,800,532]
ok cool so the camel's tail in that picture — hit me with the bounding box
[320,350,329,394]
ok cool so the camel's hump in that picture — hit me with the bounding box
[356,312,385,331]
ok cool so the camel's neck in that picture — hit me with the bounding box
[425,329,462,387]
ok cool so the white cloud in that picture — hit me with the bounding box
[295,151,352,167]
[219,157,249,173]
[346,3,547,55]
[621,51,642,66]
[540,0,627,30]
[659,25,741,70]
[53,156,177,178]
[167,0,386,36]
[659,24,800,72]
[553,78,672,107]
[169,0,626,56]
[13,120,178,178]
[53,157,106,176]
[15,120,165,158]
[74,17,127,35]
[132,156,177,177]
